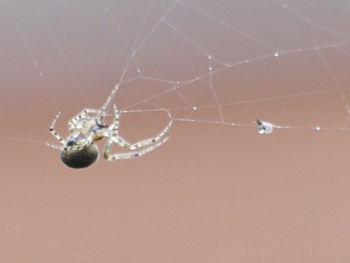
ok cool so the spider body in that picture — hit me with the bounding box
[61,141,99,169]
[46,102,172,169]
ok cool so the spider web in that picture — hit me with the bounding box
[1,0,350,261]
[1,0,350,148]
[99,0,350,134]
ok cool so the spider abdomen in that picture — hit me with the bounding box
[61,144,99,169]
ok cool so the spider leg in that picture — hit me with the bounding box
[110,104,121,134]
[104,137,169,161]
[113,120,173,150]
[101,84,120,112]
[45,142,62,150]
[49,112,65,144]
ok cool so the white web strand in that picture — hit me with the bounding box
[6,0,59,112]
[310,25,350,117]
[1,0,350,141]
[101,0,143,76]
[100,0,180,113]
[276,1,350,40]
[0,219,94,263]
[208,56,225,122]
[33,0,92,107]
[131,0,156,51]
[180,0,277,52]
[121,39,350,110]
[277,1,350,120]
[116,0,350,133]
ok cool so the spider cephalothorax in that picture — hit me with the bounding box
[46,96,172,169]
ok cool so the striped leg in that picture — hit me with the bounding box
[104,137,169,161]
[111,104,121,134]
[101,84,120,112]
[45,142,62,150]
[112,120,173,150]
[49,112,65,144]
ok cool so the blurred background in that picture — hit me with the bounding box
[1,0,350,262]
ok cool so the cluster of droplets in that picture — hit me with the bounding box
[256,121,325,135]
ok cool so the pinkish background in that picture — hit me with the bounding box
[1,0,350,262]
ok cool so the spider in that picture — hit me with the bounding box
[46,87,172,169]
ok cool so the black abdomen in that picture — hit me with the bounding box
[61,144,99,169]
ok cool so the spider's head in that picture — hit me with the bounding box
[61,137,99,169]
[91,122,109,142]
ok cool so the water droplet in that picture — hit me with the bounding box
[257,120,274,134]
